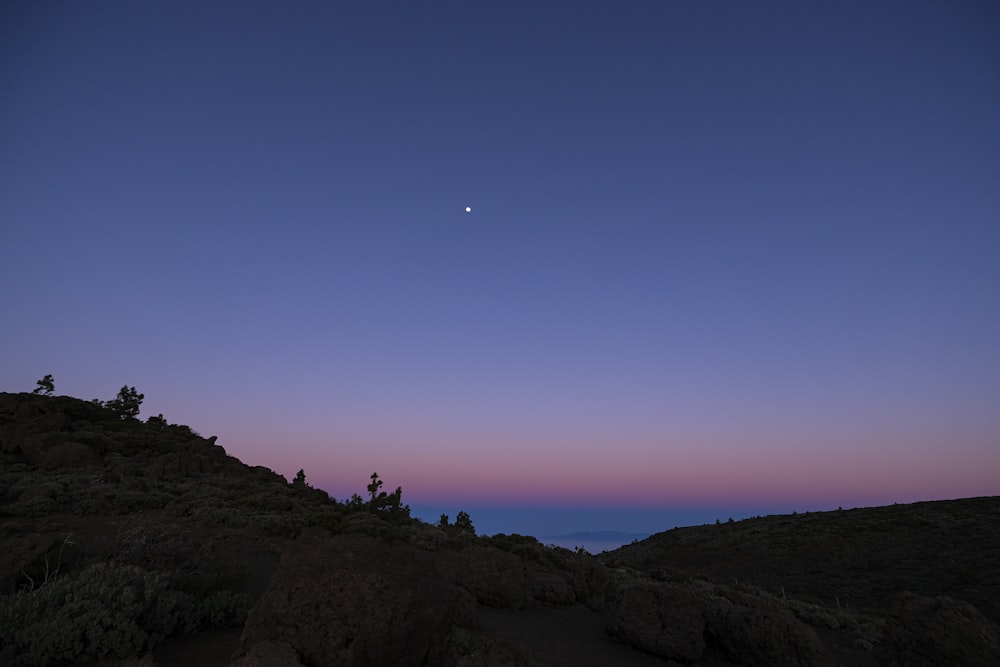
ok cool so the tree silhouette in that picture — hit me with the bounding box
[367,472,384,507]
[106,386,144,420]
[455,510,475,534]
[32,374,54,396]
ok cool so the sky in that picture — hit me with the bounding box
[2,1,999,541]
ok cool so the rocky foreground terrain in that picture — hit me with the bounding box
[2,391,998,666]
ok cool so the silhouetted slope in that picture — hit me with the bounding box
[601,498,1000,625]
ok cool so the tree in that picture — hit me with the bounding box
[292,469,307,487]
[32,374,54,396]
[438,514,450,528]
[454,510,475,535]
[367,472,384,508]
[106,385,144,420]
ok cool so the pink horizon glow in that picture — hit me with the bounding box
[220,425,999,509]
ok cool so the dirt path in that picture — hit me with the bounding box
[153,628,242,666]
[477,604,671,666]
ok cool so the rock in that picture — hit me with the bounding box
[704,596,827,666]
[607,581,828,666]
[18,433,56,465]
[877,592,1000,666]
[233,530,467,666]
[144,453,212,480]
[607,583,707,663]
[42,440,96,467]
[19,434,96,467]
[532,571,576,606]
[439,545,534,610]
[569,558,619,611]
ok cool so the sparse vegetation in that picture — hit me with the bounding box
[360,472,409,520]
[0,561,247,666]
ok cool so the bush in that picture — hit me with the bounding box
[0,561,248,666]
[147,414,167,429]
[0,563,167,665]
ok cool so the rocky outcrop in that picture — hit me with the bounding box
[232,530,590,666]
[0,393,228,470]
[233,530,476,666]
[609,584,707,662]
[437,545,534,610]
[568,556,620,611]
[876,592,1000,666]
[704,597,826,666]
[144,453,214,480]
[607,581,827,665]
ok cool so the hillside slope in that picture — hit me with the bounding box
[600,496,1000,625]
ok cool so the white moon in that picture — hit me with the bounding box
[465,206,471,213]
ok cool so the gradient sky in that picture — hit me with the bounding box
[2,1,999,538]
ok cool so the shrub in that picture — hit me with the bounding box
[147,414,167,429]
[0,561,249,666]
[0,563,167,665]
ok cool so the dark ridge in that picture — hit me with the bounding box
[600,496,1000,625]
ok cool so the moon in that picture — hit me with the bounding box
[465,206,471,213]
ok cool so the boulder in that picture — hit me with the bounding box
[438,545,534,610]
[877,592,1000,666]
[531,571,576,606]
[607,583,706,663]
[43,440,97,467]
[144,453,213,480]
[569,557,619,611]
[233,530,468,666]
[704,597,827,666]
[608,581,828,666]
[19,435,96,467]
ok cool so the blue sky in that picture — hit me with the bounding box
[2,1,998,539]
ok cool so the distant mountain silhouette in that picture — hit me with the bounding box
[542,530,650,542]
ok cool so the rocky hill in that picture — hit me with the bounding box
[1,391,998,666]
